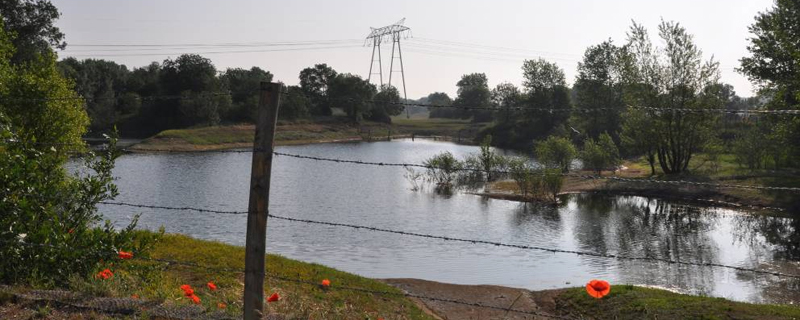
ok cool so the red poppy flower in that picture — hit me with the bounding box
[131,294,139,299]
[266,292,280,303]
[118,250,133,260]
[207,282,217,291]
[189,294,201,304]
[217,302,227,309]
[68,228,74,234]
[585,279,611,298]
[321,279,331,287]
[180,284,192,292]
[183,288,194,296]
[95,269,114,280]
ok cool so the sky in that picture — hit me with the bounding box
[52,0,774,99]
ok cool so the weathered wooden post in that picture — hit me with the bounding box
[243,82,282,320]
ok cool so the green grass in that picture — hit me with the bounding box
[70,232,433,319]
[557,285,800,320]
[156,125,254,145]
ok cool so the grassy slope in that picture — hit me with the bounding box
[557,285,800,320]
[74,233,433,319]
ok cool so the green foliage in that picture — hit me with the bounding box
[328,73,376,122]
[299,63,338,116]
[423,152,463,194]
[0,0,65,63]
[508,157,540,198]
[572,40,627,142]
[621,109,657,175]
[219,67,273,122]
[279,85,311,120]
[535,136,577,173]
[621,20,721,174]
[740,0,800,167]
[580,132,620,175]
[732,128,767,169]
[159,54,229,127]
[370,84,403,123]
[426,92,455,118]
[541,168,564,202]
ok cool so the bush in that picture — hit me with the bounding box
[0,125,154,286]
[732,129,766,169]
[580,132,620,175]
[508,157,540,197]
[423,152,463,194]
[535,136,577,173]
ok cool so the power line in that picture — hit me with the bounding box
[66,39,362,48]
[0,92,231,103]
[96,200,800,279]
[63,44,362,58]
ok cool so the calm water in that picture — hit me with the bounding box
[70,139,799,305]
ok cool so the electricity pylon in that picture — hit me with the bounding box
[366,18,411,117]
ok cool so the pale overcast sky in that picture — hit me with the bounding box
[52,0,773,99]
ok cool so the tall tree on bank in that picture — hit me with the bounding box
[739,0,800,167]
[219,67,273,122]
[158,54,231,128]
[371,85,403,123]
[299,63,338,116]
[0,0,65,63]
[572,40,627,143]
[454,73,493,121]
[621,20,721,174]
[328,73,376,123]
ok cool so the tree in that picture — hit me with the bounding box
[491,82,523,122]
[0,0,65,63]
[423,151,463,194]
[327,73,376,122]
[427,92,455,118]
[453,73,493,121]
[220,67,273,122]
[621,109,657,175]
[535,136,577,173]
[299,63,338,116]
[57,58,133,133]
[581,132,621,175]
[739,0,800,167]
[572,40,627,142]
[279,85,311,120]
[370,85,403,123]
[620,20,721,174]
[159,54,228,127]
[0,21,148,285]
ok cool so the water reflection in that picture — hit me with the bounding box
[70,139,799,305]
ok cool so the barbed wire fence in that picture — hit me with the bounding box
[3,84,800,319]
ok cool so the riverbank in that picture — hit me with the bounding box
[480,157,800,214]
[128,118,489,151]
[2,233,798,319]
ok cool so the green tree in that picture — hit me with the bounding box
[220,67,273,122]
[427,92,455,118]
[491,82,523,123]
[621,109,657,175]
[535,136,577,173]
[57,58,133,133]
[572,40,627,143]
[580,132,620,175]
[370,85,403,123]
[508,157,540,198]
[423,151,463,194]
[739,0,800,167]
[279,85,311,120]
[299,63,338,116]
[159,54,228,127]
[453,73,493,121]
[621,20,721,174]
[0,21,150,286]
[328,73,376,123]
[0,0,65,63]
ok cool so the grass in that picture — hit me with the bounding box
[65,232,434,319]
[557,285,800,320]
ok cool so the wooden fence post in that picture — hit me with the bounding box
[243,82,282,320]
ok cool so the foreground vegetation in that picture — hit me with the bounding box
[556,285,800,320]
[0,232,433,319]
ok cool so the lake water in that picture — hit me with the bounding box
[70,139,799,305]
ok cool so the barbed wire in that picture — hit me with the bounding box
[0,239,575,319]
[95,200,800,279]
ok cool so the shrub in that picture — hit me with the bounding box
[535,136,577,173]
[508,157,540,198]
[423,152,463,194]
[0,126,153,286]
[580,132,620,175]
